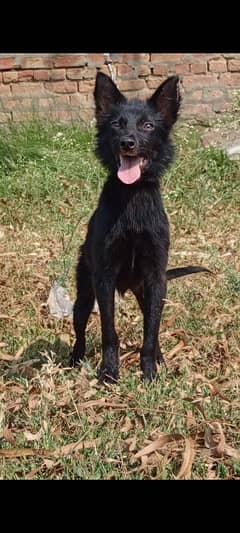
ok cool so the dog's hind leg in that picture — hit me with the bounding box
[132,285,165,366]
[139,274,167,381]
[70,255,95,367]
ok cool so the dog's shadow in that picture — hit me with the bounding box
[6,337,71,380]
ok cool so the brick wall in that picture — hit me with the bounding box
[0,53,240,123]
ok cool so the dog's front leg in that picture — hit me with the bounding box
[140,274,167,381]
[95,273,119,383]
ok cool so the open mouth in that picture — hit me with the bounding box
[117,155,148,185]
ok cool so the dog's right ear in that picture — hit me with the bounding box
[94,72,126,121]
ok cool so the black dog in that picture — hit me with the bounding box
[71,72,209,382]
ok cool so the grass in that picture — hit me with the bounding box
[0,117,240,480]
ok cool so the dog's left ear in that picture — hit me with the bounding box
[148,76,181,128]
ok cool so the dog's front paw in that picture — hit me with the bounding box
[97,363,119,384]
[140,358,157,382]
[69,343,82,368]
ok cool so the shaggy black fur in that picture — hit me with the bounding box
[70,72,210,382]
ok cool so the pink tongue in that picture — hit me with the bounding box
[117,156,142,184]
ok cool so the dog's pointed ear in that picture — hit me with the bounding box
[148,76,181,128]
[94,72,126,120]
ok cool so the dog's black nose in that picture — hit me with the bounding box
[120,137,136,151]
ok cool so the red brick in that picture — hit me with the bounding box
[123,89,151,100]
[117,64,134,76]
[0,112,11,122]
[50,69,66,81]
[228,59,240,72]
[0,57,16,70]
[208,59,227,73]
[67,68,85,80]
[220,73,240,86]
[153,65,168,75]
[183,103,213,116]
[12,111,36,121]
[69,93,88,105]
[45,81,77,93]
[188,89,203,100]
[191,53,219,60]
[52,109,81,121]
[147,77,165,89]
[18,70,34,81]
[11,82,45,95]
[55,110,74,121]
[203,89,225,100]
[86,94,95,107]
[33,70,50,81]
[87,54,105,67]
[20,98,34,109]
[175,63,190,74]
[2,71,18,83]
[223,53,240,58]
[190,63,207,74]
[39,98,56,108]
[183,74,219,90]
[78,80,95,92]
[20,56,53,69]
[111,54,149,65]
[53,55,86,68]
[119,79,146,91]
[0,84,11,95]
[213,101,232,113]
[2,98,20,110]
[70,93,94,107]
[53,95,70,105]
[136,65,151,77]
[67,67,95,80]
[151,53,184,63]
[191,53,208,58]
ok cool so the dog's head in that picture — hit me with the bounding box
[94,72,181,184]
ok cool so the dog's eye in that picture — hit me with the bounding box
[143,122,154,131]
[111,120,120,128]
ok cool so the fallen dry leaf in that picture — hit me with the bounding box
[204,422,225,458]
[121,416,133,433]
[15,343,28,360]
[0,438,101,459]
[24,429,43,442]
[2,428,15,445]
[83,389,97,400]
[0,354,17,361]
[28,394,40,411]
[135,433,183,459]
[166,341,185,360]
[176,437,195,479]
[25,467,43,479]
[224,445,240,461]
[77,399,128,412]
[186,410,197,430]
[0,342,7,348]
[54,438,101,457]
[44,459,57,468]
[126,436,137,452]
[204,422,240,460]
[0,448,50,458]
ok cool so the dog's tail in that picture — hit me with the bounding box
[166,265,212,280]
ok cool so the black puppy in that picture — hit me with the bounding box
[71,72,209,382]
